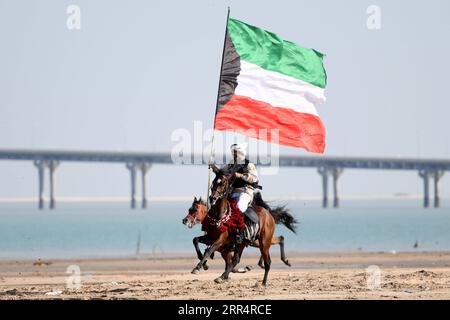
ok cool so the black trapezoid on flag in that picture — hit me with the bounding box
[216,31,241,114]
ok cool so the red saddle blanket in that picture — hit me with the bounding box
[201,200,245,244]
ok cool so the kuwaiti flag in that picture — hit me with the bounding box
[214,18,327,153]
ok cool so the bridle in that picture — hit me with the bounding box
[183,201,204,227]
[207,172,237,228]
[209,171,237,206]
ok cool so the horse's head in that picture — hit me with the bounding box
[209,171,234,206]
[182,196,207,228]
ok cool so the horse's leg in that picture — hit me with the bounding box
[220,250,232,267]
[231,244,253,273]
[259,242,272,287]
[231,244,246,270]
[193,236,203,260]
[257,255,264,269]
[191,233,227,274]
[253,235,288,269]
[267,235,290,267]
[200,248,210,270]
[276,235,290,266]
[230,251,239,273]
[191,244,218,274]
[215,251,233,282]
[216,244,245,283]
[253,235,290,269]
[193,236,209,270]
[259,209,275,287]
[249,239,264,269]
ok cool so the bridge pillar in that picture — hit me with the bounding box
[318,167,343,209]
[33,160,46,209]
[48,160,59,209]
[318,167,330,208]
[140,163,152,209]
[419,170,431,208]
[332,168,343,208]
[126,162,138,209]
[433,170,445,208]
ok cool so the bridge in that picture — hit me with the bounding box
[0,149,449,209]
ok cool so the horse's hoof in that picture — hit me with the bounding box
[284,260,291,267]
[191,269,200,275]
[202,264,209,271]
[214,277,228,284]
[232,265,253,273]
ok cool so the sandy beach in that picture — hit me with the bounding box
[1,251,450,300]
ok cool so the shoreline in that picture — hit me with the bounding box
[1,251,450,299]
[0,249,448,264]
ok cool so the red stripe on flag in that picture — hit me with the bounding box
[215,95,325,153]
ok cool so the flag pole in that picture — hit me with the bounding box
[207,7,230,210]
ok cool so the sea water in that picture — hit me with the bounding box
[0,200,449,260]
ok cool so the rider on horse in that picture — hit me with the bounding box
[209,143,260,244]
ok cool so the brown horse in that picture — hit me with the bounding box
[182,196,294,271]
[190,171,298,286]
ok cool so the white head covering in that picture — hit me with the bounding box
[230,143,247,161]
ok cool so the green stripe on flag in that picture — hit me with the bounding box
[227,18,327,89]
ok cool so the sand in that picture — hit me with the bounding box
[1,252,450,300]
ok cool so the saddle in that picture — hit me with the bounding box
[243,206,259,224]
[242,206,259,243]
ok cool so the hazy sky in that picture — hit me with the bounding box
[0,0,449,201]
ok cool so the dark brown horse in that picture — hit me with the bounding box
[182,196,295,271]
[190,171,298,286]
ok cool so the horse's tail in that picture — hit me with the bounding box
[253,192,298,234]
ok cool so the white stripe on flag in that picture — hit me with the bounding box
[235,60,326,116]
